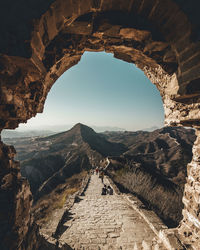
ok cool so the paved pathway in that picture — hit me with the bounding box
[59,174,162,249]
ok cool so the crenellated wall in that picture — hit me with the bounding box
[0,0,200,249]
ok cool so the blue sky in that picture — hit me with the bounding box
[19,51,164,131]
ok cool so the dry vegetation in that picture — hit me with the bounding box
[32,171,88,226]
[109,166,184,227]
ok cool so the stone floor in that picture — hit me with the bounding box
[59,174,163,250]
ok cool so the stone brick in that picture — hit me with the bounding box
[179,43,200,63]
[172,34,191,54]
[148,0,179,29]
[65,21,93,35]
[108,0,131,12]
[185,78,200,95]
[162,11,191,42]
[79,0,93,13]
[181,65,200,85]
[100,0,113,11]
[130,0,143,14]
[120,28,151,41]
[44,9,58,41]
[180,53,200,75]
[139,0,158,17]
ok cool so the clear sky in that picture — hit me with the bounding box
[18,51,164,131]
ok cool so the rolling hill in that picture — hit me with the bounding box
[3,124,196,226]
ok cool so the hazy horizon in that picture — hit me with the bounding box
[10,122,161,133]
[14,123,126,132]
[17,51,164,131]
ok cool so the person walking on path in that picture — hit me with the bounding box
[100,170,104,183]
[101,184,107,195]
[95,167,99,175]
[107,185,113,195]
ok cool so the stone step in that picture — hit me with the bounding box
[133,241,156,250]
[142,240,166,250]
[151,237,167,250]
[152,244,167,250]
[142,240,151,250]
[58,174,166,249]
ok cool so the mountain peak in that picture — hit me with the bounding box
[73,123,86,129]
[71,123,95,134]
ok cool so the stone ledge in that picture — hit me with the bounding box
[39,233,72,250]
[159,229,186,250]
[105,175,121,195]
[106,173,185,250]
[39,173,91,248]
[53,173,91,238]
[125,195,185,250]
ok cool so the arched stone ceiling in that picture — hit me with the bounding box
[0,0,200,130]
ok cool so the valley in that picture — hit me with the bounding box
[3,124,196,230]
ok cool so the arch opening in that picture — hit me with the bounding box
[15,51,165,132]
[1,51,195,242]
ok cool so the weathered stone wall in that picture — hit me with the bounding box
[1,0,199,130]
[0,141,34,249]
[0,0,200,249]
[177,129,200,249]
[140,65,200,128]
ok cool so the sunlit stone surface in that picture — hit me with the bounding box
[59,174,165,249]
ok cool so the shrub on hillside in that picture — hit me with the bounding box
[108,165,184,227]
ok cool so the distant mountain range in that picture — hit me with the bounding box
[4,123,195,226]
[8,123,125,200]
[102,126,195,184]
[141,126,160,132]
[102,126,195,226]
[1,125,161,138]
[1,129,55,138]
[4,123,194,195]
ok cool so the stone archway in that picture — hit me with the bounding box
[1,0,200,249]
